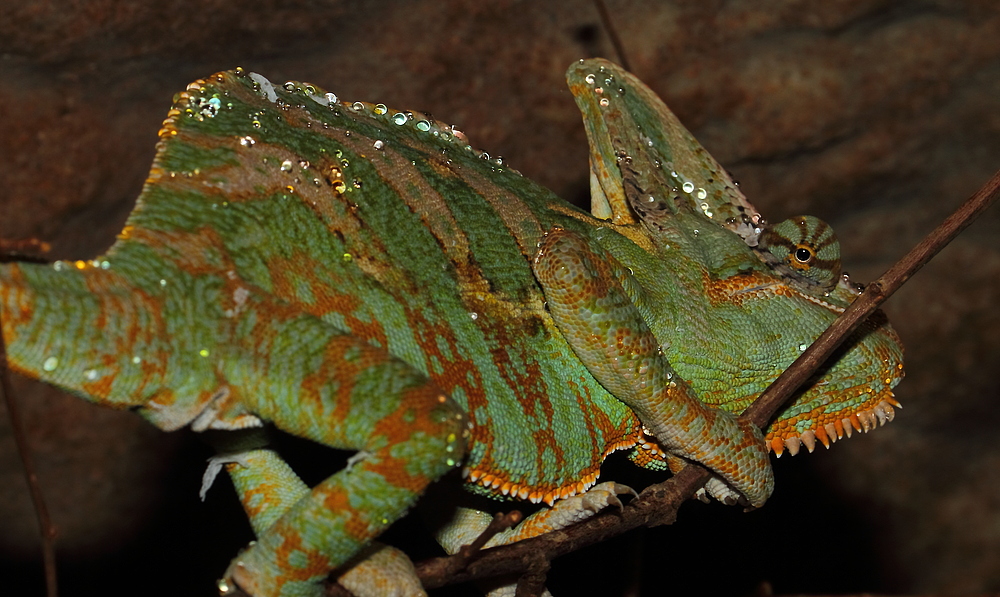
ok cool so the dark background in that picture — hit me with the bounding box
[2,1,999,595]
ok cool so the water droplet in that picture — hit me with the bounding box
[696,188,707,200]
[199,349,210,358]
[280,160,293,172]
[132,356,142,364]
[85,369,98,380]
[352,101,364,111]
[585,74,596,84]
[599,98,609,107]
[159,279,167,286]
[342,253,352,262]
[43,357,59,371]
[373,139,384,150]
[392,112,407,125]
[325,92,338,104]
[469,312,479,320]
[799,343,809,351]
[416,120,431,132]
[100,260,110,269]
[283,82,296,91]
[353,179,362,189]
[207,97,221,115]
[332,180,346,193]
[374,103,388,115]
[682,181,695,193]
[239,136,256,147]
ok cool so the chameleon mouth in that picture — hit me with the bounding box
[765,397,901,457]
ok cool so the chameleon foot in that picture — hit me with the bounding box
[337,543,427,597]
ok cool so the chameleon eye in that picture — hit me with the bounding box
[794,246,813,264]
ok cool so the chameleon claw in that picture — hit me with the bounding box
[217,577,236,595]
[200,452,253,501]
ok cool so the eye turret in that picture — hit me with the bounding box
[756,215,842,294]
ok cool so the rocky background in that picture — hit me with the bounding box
[1,1,999,595]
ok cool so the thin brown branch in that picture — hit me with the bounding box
[593,0,631,71]
[413,510,523,587]
[411,169,1000,591]
[0,316,59,596]
[0,237,52,264]
[514,554,550,597]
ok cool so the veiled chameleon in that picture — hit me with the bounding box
[0,59,903,596]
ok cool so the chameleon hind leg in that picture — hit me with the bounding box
[221,449,427,597]
[214,308,468,597]
[532,228,773,506]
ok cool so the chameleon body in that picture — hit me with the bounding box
[0,59,903,595]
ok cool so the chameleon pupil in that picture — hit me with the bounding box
[794,247,813,263]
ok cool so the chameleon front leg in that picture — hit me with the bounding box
[532,228,773,506]
[216,312,468,597]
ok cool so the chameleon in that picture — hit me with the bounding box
[0,58,904,596]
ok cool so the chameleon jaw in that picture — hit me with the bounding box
[464,467,605,506]
[766,397,901,457]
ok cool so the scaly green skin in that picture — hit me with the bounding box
[0,59,904,596]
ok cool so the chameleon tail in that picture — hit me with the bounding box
[0,260,167,410]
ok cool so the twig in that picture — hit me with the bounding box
[422,511,523,581]
[0,313,60,596]
[593,0,631,71]
[514,554,550,597]
[0,237,52,264]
